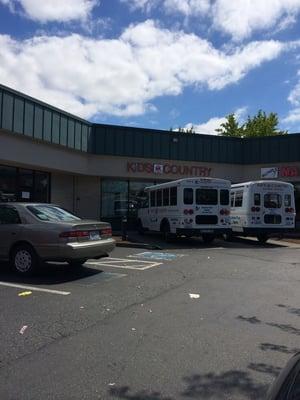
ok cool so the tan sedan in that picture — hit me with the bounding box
[0,203,115,275]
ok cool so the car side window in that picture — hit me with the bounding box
[287,369,300,400]
[0,206,21,224]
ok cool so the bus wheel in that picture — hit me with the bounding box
[257,234,268,244]
[223,233,233,242]
[162,221,172,242]
[137,219,145,235]
[202,234,215,244]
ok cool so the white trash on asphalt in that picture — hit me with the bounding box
[189,293,200,299]
[19,325,28,335]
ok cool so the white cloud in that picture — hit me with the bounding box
[0,0,98,22]
[123,0,300,41]
[0,21,289,119]
[212,0,300,41]
[183,106,248,135]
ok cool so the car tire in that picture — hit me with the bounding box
[11,244,39,276]
[68,259,87,268]
[202,234,215,244]
[257,234,268,244]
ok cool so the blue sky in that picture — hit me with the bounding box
[1,0,300,134]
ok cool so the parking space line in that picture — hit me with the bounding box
[0,281,71,295]
[87,259,162,270]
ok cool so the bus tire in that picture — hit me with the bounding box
[223,232,233,242]
[202,234,215,244]
[161,220,172,242]
[137,219,145,235]
[257,234,268,244]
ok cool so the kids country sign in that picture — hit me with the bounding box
[127,161,212,177]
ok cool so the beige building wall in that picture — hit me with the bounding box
[51,173,74,212]
[73,175,101,219]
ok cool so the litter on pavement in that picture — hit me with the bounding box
[19,325,28,335]
[189,293,200,299]
[131,328,136,331]
[131,252,184,261]
[108,383,116,386]
[18,291,32,297]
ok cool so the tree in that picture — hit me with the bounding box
[216,110,287,137]
[215,113,241,137]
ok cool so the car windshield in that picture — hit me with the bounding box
[27,205,81,222]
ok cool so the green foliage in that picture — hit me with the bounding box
[215,114,241,137]
[216,110,287,137]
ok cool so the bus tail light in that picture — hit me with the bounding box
[220,209,230,215]
[184,209,194,215]
[255,207,260,212]
[251,206,256,212]
[285,207,294,213]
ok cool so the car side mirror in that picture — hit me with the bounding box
[266,352,300,399]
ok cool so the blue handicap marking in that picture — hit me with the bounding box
[132,252,184,261]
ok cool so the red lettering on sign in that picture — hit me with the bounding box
[127,162,136,172]
[127,161,212,177]
[280,166,299,177]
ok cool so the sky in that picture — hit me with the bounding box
[1,1,300,134]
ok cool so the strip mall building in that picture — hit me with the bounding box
[1,83,300,229]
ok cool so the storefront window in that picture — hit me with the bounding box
[0,165,50,203]
[129,181,150,218]
[101,180,128,218]
[35,172,50,202]
[0,165,17,202]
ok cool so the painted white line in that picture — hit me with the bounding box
[0,281,71,296]
[87,260,162,270]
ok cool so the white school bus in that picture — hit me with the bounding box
[230,180,295,243]
[137,177,231,243]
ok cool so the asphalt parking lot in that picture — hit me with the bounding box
[0,237,300,400]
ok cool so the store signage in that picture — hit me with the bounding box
[127,162,212,177]
[261,167,279,179]
[261,166,299,179]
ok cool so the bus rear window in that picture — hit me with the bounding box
[184,188,193,205]
[284,194,291,207]
[254,193,261,206]
[234,191,243,207]
[220,189,229,205]
[264,193,282,208]
[196,189,218,205]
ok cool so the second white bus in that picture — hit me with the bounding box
[230,180,295,243]
[137,177,231,243]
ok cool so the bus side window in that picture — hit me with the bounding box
[230,192,235,207]
[157,190,162,206]
[150,191,156,207]
[284,194,291,207]
[254,193,261,206]
[184,188,193,205]
[170,187,177,206]
[163,188,169,206]
[235,191,243,207]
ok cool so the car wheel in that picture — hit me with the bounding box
[202,234,215,244]
[257,234,268,244]
[68,259,87,267]
[11,244,38,276]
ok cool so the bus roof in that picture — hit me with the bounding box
[231,180,294,189]
[144,177,231,191]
